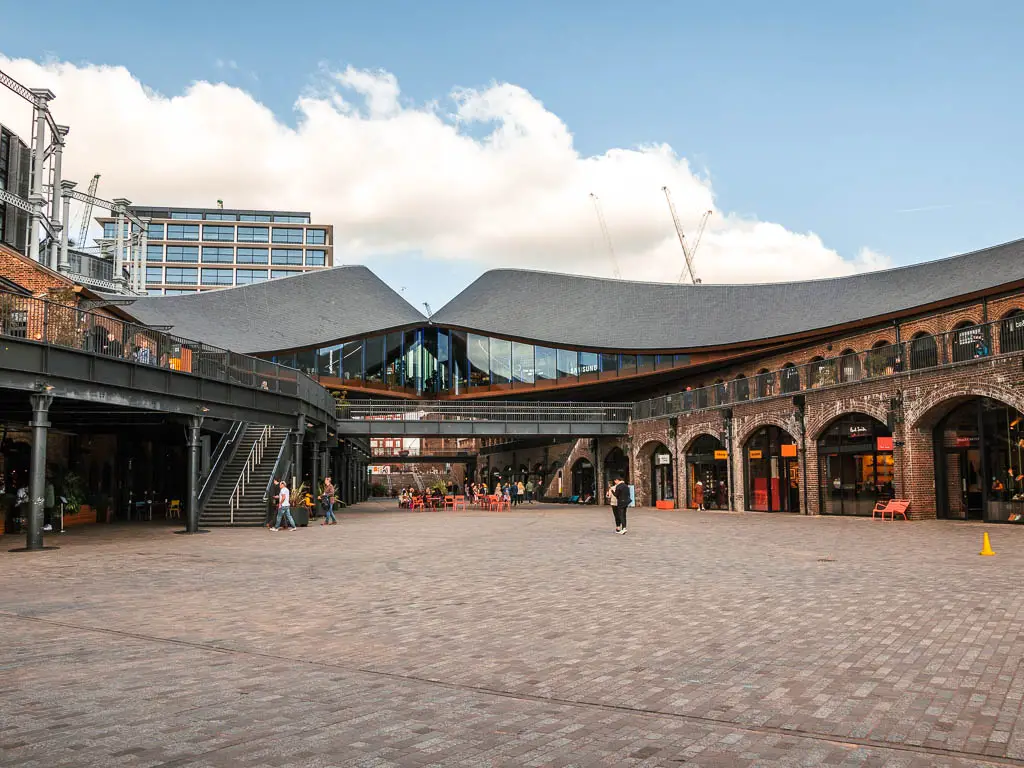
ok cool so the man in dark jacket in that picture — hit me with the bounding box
[265,479,280,529]
[612,476,631,535]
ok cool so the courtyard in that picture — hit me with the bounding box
[2,504,1024,767]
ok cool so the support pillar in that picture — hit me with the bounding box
[20,393,54,551]
[185,416,203,533]
[28,195,45,265]
[139,219,149,292]
[59,180,75,273]
[48,128,67,270]
[310,440,321,512]
[112,199,131,289]
[27,91,53,264]
[293,419,306,489]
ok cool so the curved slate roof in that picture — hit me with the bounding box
[118,266,426,354]
[429,239,1024,350]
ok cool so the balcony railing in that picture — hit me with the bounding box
[340,400,634,423]
[633,315,1024,421]
[0,288,336,415]
[370,446,477,457]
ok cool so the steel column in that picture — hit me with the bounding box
[24,393,54,551]
[186,416,203,532]
[310,440,321,511]
[28,99,47,263]
[48,137,64,270]
[59,181,75,272]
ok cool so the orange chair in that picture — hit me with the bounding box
[443,495,455,510]
[453,495,467,511]
[872,498,910,521]
[411,497,425,511]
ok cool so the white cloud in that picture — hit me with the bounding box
[0,55,889,284]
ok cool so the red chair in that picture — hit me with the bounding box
[453,495,467,511]
[443,495,455,510]
[411,497,425,511]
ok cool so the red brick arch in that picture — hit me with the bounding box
[736,415,801,448]
[681,429,724,453]
[907,383,1024,431]
[807,405,890,442]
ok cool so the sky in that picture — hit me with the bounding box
[1,0,1022,312]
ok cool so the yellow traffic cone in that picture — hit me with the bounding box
[979,532,996,557]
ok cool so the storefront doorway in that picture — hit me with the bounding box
[935,398,1024,522]
[745,426,799,512]
[686,434,728,509]
[603,447,629,486]
[650,444,674,504]
[571,458,595,499]
[817,414,894,516]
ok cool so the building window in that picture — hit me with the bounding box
[236,269,268,284]
[305,249,326,266]
[236,247,268,264]
[165,267,198,285]
[202,246,234,263]
[512,342,534,385]
[306,228,327,245]
[271,269,293,279]
[239,213,272,222]
[273,214,309,223]
[145,266,163,284]
[1000,310,1024,353]
[951,322,989,363]
[202,224,235,242]
[146,244,163,262]
[201,268,234,286]
[468,334,490,386]
[237,226,269,243]
[909,333,938,369]
[271,248,302,265]
[169,211,202,220]
[535,346,557,382]
[557,349,577,381]
[166,246,199,263]
[164,289,197,295]
[272,227,303,244]
[204,212,237,221]
[167,223,200,241]
[102,222,117,239]
[146,222,164,240]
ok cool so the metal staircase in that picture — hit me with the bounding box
[201,424,289,526]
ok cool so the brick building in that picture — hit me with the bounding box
[109,239,1024,522]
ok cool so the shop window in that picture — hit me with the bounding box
[733,374,750,402]
[686,434,728,510]
[744,425,800,513]
[909,332,938,369]
[1000,309,1024,353]
[839,349,861,382]
[817,414,893,517]
[951,321,989,363]
[780,363,800,393]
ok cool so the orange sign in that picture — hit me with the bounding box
[714,450,729,460]
[876,436,894,451]
[781,444,798,458]
[748,450,763,459]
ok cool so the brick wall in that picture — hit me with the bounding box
[0,245,75,297]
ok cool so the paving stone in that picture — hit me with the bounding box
[1,503,1023,766]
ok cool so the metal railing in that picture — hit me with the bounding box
[634,315,1024,420]
[339,400,634,423]
[199,421,245,506]
[0,288,335,416]
[228,425,270,524]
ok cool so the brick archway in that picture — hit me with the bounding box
[807,405,890,442]
[736,415,802,448]
[681,429,725,454]
[907,383,1024,431]
[633,438,673,507]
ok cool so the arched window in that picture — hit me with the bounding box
[808,356,835,388]
[780,362,800,393]
[695,383,709,409]
[951,321,988,363]
[909,332,938,369]
[713,378,728,405]
[1001,309,1024,354]
[756,368,774,398]
[839,349,861,382]
[734,374,750,402]
[866,339,897,377]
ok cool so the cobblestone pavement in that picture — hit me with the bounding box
[2,503,1024,767]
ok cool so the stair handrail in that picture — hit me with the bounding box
[263,433,291,501]
[198,421,245,508]
[228,424,271,524]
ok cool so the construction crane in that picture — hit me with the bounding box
[662,185,711,285]
[589,193,622,278]
[423,302,433,318]
[74,173,100,248]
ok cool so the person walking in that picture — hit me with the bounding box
[321,476,337,526]
[526,479,535,503]
[612,477,631,534]
[272,480,297,531]
[694,479,705,511]
[516,480,525,507]
[266,479,280,528]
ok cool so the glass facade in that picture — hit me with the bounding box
[818,415,894,516]
[165,267,198,285]
[201,268,234,286]
[202,247,234,263]
[237,247,269,264]
[307,228,327,244]
[237,226,269,243]
[271,248,302,265]
[293,327,690,396]
[203,225,235,242]
[305,249,326,266]
[236,269,267,284]
[166,246,199,262]
[272,227,304,244]
[167,224,200,241]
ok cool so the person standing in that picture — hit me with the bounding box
[272,480,297,531]
[694,479,705,511]
[321,476,337,526]
[266,479,280,528]
[612,477,630,534]
[516,480,525,507]
[43,475,55,532]
[526,479,535,503]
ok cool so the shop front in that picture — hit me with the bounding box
[817,414,894,516]
[686,434,729,509]
[650,444,674,505]
[571,458,595,499]
[936,398,1024,522]
[745,426,799,512]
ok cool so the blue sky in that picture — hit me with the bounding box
[3,0,1023,307]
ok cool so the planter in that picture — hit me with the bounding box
[655,500,675,510]
[63,504,97,527]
